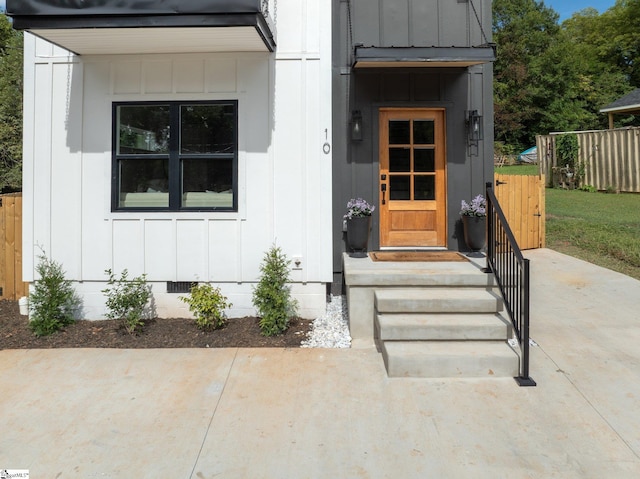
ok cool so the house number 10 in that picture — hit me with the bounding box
[323,128,331,155]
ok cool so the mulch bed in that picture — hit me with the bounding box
[0,300,312,349]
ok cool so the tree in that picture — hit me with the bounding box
[492,0,561,149]
[0,14,23,192]
[600,0,640,88]
[562,7,634,130]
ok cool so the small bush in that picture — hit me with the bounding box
[180,283,232,330]
[579,184,597,193]
[29,253,79,337]
[102,269,152,334]
[252,245,298,336]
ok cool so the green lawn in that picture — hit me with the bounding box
[495,164,539,176]
[545,189,640,280]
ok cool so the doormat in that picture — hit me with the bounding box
[369,251,469,262]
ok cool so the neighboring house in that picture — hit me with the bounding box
[600,88,640,129]
[7,0,494,319]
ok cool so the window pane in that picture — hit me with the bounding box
[118,106,170,154]
[414,120,434,144]
[389,148,410,172]
[415,175,435,200]
[182,158,233,208]
[181,104,236,154]
[415,149,435,172]
[389,120,410,144]
[118,159,169,208]
[389,175,410,200]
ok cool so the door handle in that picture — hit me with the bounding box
[381,183,387,205]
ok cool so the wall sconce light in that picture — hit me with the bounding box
[351,110,363,141]
[467,110,483,146]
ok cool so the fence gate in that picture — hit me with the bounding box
[494,174,545,250]
[0,193,27,300]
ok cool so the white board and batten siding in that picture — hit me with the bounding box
[21,0,333,319]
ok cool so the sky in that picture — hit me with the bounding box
[544,0,618,20]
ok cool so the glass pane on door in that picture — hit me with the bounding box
[414,120,434,144]
[390,176,410,200]
[414,148,435,172]
[414,176,435,200]
[389,120,410,144]
[389,148,410,172]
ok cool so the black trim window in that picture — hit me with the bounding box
[112,101,238,211]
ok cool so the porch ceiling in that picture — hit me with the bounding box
[26,26,273,55]
[353,46,496,69]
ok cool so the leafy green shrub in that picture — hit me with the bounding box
[179,283,232,330]
[579,184,597,193]
[252,245,298,336]
[102,269,152,334]
[29,253,79,337]
[556,133,585,184]
[556,134,579,170]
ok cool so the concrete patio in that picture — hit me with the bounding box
[1,249,639,478]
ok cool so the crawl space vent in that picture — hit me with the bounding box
[166,281,193,294]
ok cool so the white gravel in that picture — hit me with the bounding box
[301,295,351,348]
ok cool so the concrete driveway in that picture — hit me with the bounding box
[1,249,639,478]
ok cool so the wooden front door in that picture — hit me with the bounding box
[379,108,447,247]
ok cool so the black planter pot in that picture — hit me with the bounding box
[346,216,372,258]
[462,215,486,254]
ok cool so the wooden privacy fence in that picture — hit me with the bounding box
[0,193,27,300]
[537,127,640,192]
[493,174,546,251]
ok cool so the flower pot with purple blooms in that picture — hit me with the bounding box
[344,198,375,258]
[460,194,487,256]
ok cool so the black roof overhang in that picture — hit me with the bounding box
[7,0,264,16]
[6,0,276,53]
[353,45,496,68]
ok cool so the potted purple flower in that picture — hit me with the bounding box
[344,198,375,257]
[460,194,486,254]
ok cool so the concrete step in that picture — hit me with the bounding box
[382,341,519,378]
[375,313,511,341]
[374,288,503,314]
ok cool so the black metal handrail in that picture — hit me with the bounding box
[485,182,536,386]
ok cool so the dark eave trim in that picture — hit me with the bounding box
[353,45,496,68]
[6,0,264,16]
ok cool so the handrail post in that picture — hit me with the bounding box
[484,182,493,274]
[515,259,536,386]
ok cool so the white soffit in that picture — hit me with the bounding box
[31,27,269,55]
